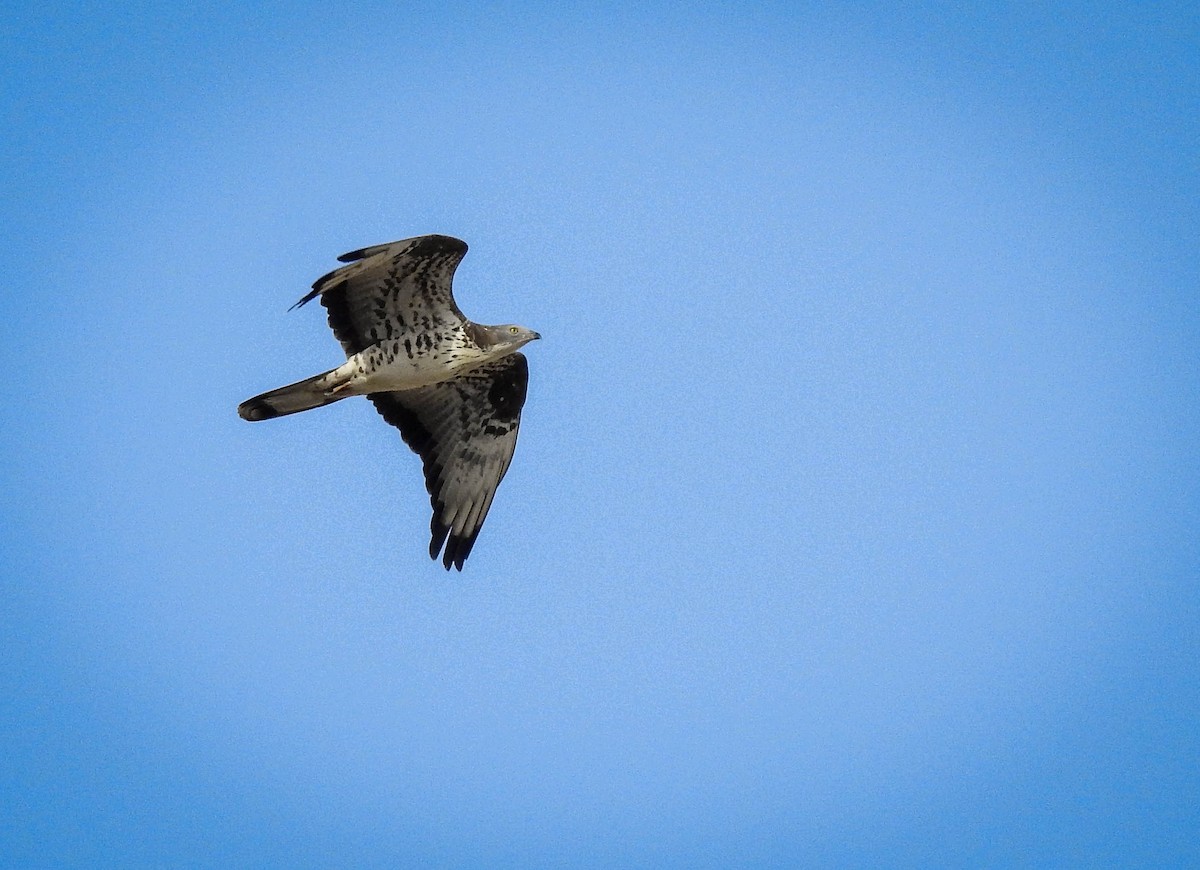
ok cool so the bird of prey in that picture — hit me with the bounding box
[238,234,540,570]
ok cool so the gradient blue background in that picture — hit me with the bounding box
[3,3,1197,866]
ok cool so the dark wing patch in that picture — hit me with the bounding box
[290,234,469,357]
[369,353,529,571]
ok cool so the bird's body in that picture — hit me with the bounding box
[238,234,539,570]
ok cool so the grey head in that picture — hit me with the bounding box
[469,323,542,352]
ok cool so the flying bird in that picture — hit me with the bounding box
[238,234,540,570]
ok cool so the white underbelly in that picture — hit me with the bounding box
[339,341,490,393]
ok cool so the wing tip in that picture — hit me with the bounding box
[443,533,477,571]
[430,516,452,566]
[429,513,479,571]
[288,287,322,311]
[338,234,467,264]
[410,234,468,260]
[296,235,471,306]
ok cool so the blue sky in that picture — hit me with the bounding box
[2,2,1197,866]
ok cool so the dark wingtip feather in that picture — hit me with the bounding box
[429,512,481,571]
[430,516,451,563]
[443,539,461,571]
[289,286,322,311]
[409,234,468,259]
[339,234,467,264]
[440,529,480,571]
[443,543,463,571]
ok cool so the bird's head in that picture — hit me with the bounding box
[474,323,541,351]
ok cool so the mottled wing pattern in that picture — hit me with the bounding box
[369,353,530,570]
[291,234,469,357]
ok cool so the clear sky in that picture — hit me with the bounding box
[2,2,1197,866]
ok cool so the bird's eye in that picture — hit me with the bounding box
[509,326,519,334]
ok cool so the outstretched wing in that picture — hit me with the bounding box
[369,353,529,570]
[292,234,469,356]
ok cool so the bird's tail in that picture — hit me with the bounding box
[238,368,350,421]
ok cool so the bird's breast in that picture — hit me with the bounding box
[348,337,492,392]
